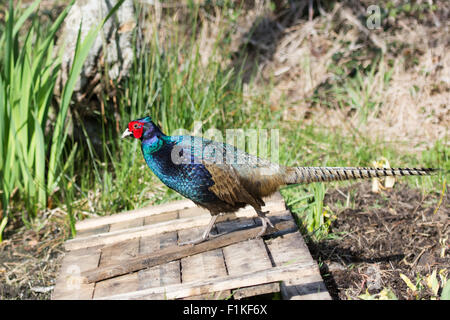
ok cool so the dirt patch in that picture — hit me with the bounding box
[309,181,449,300]
[0,212,66,300]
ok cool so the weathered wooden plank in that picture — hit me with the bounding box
[137,261,180,291]
[76,224,110,238]
[144,210,178,225]
[139,231,178,253]
[178,227,229,300]
[266,232,331,300]
[281,275,331,300]
[266,231,313,265]
[81,220,296,283]
[109,217,144,232]
[96,261,317,300]
[55,191,331,300]
[76,193,286,231]
[217,219,276,299]
[137,232,181,290]
[66,214,212,251]
[93,238,141,299]
[94,273,140,299]
[178,227,228,282]
[178,206,210,219]
[221,238,273,274]
[66,204,289,251]
[233,283,280,299]
[52,246,101,299]
[215,217,257,234]
[75,199,195,231]
[99,238,140,267]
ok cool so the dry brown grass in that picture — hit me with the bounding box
[167,0,448,153]
[224,1,449,152]
[0,209,67,299]
[151,0,448,153]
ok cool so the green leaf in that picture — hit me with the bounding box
[426,270,439,296]
[378,288,398,300]
[0,217,8,242]
[441,279,450,300]
[400,273,417,292]
[358,289,376,300]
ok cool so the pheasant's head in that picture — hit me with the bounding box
[122,116,163,140]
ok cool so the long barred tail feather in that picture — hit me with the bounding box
[285,167,438,184]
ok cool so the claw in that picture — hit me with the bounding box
[178,231,225,246]
[178,235,208,246]
[255,210,275,238]
[178,215,219,246]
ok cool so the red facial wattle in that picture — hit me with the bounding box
[129,121,144,139]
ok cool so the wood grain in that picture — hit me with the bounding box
[81,220,296,283]
[96,261,317,300]
[216,218,278,299]
[178,227,229,300]
[266,232,331,300]
[137,232,181,292]
[53,192,331,300]
[93,238,140,299]
[52,246,101,299]
[75,199,195,231]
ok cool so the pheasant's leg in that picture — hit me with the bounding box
[256,210,275,237]
[178,215,218,246]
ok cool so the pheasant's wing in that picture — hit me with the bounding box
[172,136,285,206]
[202,162,263,208]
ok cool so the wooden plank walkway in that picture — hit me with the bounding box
[52,193,331,300]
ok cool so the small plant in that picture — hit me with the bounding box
[283,182,336,240]
[359,287,398,300]
[399,269,449,300]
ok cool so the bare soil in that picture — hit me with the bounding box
[0,213,66,300]
[311,181,449,300]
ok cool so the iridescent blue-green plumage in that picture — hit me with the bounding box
[142,135,218,204]
[123,116,437,244]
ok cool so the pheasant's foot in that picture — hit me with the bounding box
[256,216,275,238]
[178,232,223,246]
[178,236,208,246]
[178,215,219,246]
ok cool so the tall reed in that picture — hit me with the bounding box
[0,0,125,240]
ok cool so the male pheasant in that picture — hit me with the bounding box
[122,116,436,245]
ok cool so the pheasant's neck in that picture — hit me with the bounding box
[142,135,171,154]
[142,138,178,181]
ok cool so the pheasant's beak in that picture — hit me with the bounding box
[121,128,133,139]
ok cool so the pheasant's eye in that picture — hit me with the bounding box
[133,123,140,129]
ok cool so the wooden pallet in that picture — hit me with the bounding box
[52,192,331,300]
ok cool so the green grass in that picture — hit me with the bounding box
[0,0,74,237]
[0,1,447,242]
[0,0,125,240]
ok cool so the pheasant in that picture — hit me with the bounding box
[122,116,437,245]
